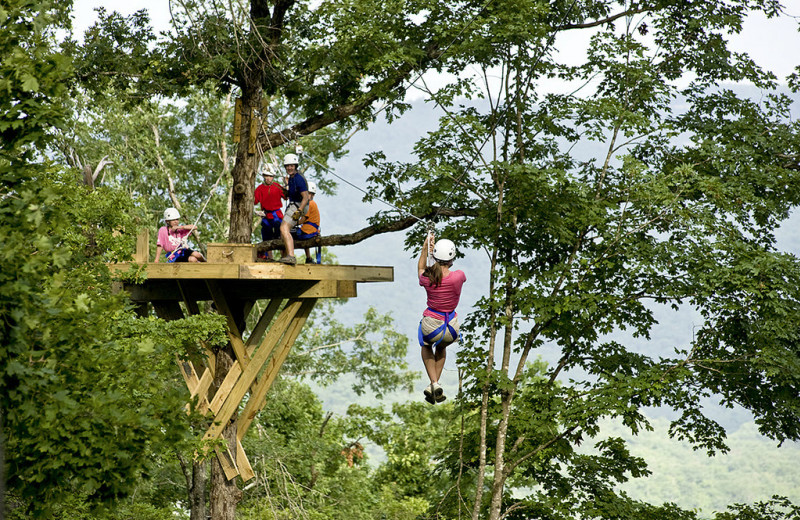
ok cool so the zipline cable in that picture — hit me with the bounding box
[426,0,581,225]
[248,0,582,241]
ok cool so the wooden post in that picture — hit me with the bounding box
[135,229,150,263]
[248,107,258,154]
[233,98,242,143]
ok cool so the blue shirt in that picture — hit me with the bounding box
[288,173,308,204]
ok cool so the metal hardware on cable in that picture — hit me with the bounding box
[426,222,435,267]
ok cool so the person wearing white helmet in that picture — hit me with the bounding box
[291,180,322,264]
[278,152,310,265]
[417,233,466,404]
[254,162,287,260]
[154,207,206,263]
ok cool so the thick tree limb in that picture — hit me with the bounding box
[260,43,442,149]
[254,207,474,252]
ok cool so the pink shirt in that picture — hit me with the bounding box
[157,226,192,253]
[419,270,466,317]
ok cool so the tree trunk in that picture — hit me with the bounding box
[209,346,242,520]
[228,86,262,244]
[189,460,207,520]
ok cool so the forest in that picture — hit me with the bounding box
[2,0,800,519]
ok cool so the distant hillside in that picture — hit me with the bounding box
[606,417,800,515]
[312,90,800,516]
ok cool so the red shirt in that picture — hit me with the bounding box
[254,182,286,212]
[419,270,466,316]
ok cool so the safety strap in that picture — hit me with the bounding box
[418,308,458,347]
[262,209,283,222]
[166,248,186,263]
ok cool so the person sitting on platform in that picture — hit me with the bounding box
[254,163,287,261]
[278,153,310,265]
[155,207,206,263]
[292,181,321,264]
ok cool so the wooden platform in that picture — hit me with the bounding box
[109,236,394,482]
[109,262,393,301]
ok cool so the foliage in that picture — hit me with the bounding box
[0,2,229,515]
[364,0,800,518]
[713,496,800,520]
[285,303,417,398]
[237,380,429,520]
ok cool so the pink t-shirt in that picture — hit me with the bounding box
[419,270,466,317]
[157,226,192,253]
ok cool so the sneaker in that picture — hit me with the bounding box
[306,258,316,264]
[278,255,296,265]
[431,382,445,403]
[423,384,436,405]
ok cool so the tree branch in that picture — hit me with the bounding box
[555,7,648,31]
[259,43,442,149]
[255,207,474,252]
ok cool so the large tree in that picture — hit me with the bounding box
[363,0,800,518]
[71,0,482,242]
[58,0,800,518]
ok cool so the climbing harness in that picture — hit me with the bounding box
[418,309,459,348]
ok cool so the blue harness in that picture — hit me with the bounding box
[261,209,283,224]
[291,225,322,264]
[418,308,458,347]
[166,248,191,263]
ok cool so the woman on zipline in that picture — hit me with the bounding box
[417,234,466,404]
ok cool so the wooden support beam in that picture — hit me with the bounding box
[233,98,242,143]
[237,299,316,440]
[213,444,240,481]
[153,301,241,480]
[204,299,307,442]
[206,281,249,367]
[178,281,216,378]
[246,298,282,350]
[205,299,297,416]
[179,358,240,480]
[135,229,150,263]
[248,107,258,154]
[108,262,393,283]
[240,264,393,282]
[236,440,255,481]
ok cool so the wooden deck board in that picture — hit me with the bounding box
[111,262,387,302]
[108,262,392,282]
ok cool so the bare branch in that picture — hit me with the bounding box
[556,7,649,31]
[93,155,112,183]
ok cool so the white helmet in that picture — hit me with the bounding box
[163,207,180,221]
[261,163,277,176]
[307,181,317,194]
[432,239,456,262]
[284,153,299,166]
